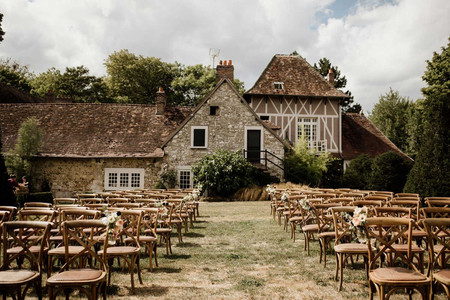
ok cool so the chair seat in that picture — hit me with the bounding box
[302,224,320,232]
[156,228,172,233]
[408,229,427,238]
[48,246,85,255]
[370,267,428,283]
[434,269,450,285]
[47,269,106,284]
[334,243,370,253]
[289,216,303,222]
[318,231,336,238]
[386,244,424,253]
[434,245,450,253]
[135,236,157,243]
[8,245,48,254]
[99,246,139,255]
[0,270,38,284]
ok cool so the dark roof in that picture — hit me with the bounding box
[0,103,194,158]
[342,113,410,160]
[0,83,50,103]
[245,54,349,98]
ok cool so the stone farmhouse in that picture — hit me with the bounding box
[0,54,406,197]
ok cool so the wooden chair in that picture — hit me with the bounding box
[422,218,450,299]
[24,202,52,208]
[132,208,159,271]
[313,203,340,267]
[46,220,108,300]
[364,217,431,299]
[53,198,78,206]
[0,221,51,300]
[47,209,100,277]
[0,206,18,221]
[396,193,420,198]
[80,198,104,206]
[98,210,143,292]
[425,199,450,208]
[331,207,372,291]
[155,206,174,255]
[328,197,354,206]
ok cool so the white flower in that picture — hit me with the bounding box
[101,217,108,225]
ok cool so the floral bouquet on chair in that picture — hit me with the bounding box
[101,210,123,245]
[298,198,311,211]
[266,185,276,197]
[344,207,368,243]
[281,192,290,206]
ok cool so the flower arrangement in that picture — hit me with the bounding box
[266,185,276,196]
[193,184,202,200]
[344,207,368,243]
[281,192,290,204]
[298,198,311,211]
[101,210,123,245]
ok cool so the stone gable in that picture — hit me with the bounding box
[163,80,285,178]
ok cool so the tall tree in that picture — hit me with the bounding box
[31,66,111,103]
[104,49,178,104]
[0,58,32,93]
[313,57,359,110]
[0,13,5,42]
[404,39,450,196]
[369,88,413,153]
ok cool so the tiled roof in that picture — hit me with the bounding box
[342,113,410,160]
[0,103,194,158]
[245,54,348,98]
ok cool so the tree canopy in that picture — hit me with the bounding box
[30,66,111,103]
[0,58,32,93]
[369,88,414,154]
[404,38,450,196]
[0,13,5,43]
[313,57,360,111]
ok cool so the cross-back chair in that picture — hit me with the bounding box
[313,203,341,267]
[47,209,100,277]
[422,218,450,299]
[46,220,108,300]
[0,221,51,300]
[98,210,143,292]
[331,206,372,291]
[132,208,159,271]
[364,217,431,300]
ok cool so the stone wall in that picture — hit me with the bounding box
[163,81,285,180]
[31,157,163,197]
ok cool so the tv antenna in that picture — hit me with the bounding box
[209,48,220,68]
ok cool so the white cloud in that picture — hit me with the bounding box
[0,0,448,111]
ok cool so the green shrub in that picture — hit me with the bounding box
[343,154,373,189]
[192,150,254,196]
[369,151,413,193]
[284,137,335,186]
[27,192,53,204]
[321,159,344,188]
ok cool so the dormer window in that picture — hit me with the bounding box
[274,82,284,90]
[210,106,219,115]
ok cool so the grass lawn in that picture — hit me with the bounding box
[36,201,446,299]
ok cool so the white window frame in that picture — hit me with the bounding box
[177,166,193,189]
[274,81,284,89]
[297,117,319,142]
[104,168,145,191]
[191,126,208,148]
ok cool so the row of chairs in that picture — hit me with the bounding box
[0,193,201,299]
[269,188,450,299]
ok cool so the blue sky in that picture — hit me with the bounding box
[0,0,448,111]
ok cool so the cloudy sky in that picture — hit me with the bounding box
[0,0,448,111]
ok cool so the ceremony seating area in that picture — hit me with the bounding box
[268,185,450,299]
[0,188,201,299]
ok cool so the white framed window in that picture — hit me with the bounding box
[191,126,208,148]
[178,167,193,189]
[104,168,144,191]
[297,117,318,142]
[274,82,284,89]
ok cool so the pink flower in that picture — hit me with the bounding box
[352,217,361,227]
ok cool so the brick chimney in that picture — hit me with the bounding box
[156,87,166,115]
[327,68,335,85]
[216,60,234,84]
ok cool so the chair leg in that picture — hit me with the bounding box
[338,253,344,292]
[137,255,143,284]
[154,243,158,267]
[334,253,339,281]
[130,255,135,293]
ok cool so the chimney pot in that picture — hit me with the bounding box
[216,58,235,84]
[327,68,335,85]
